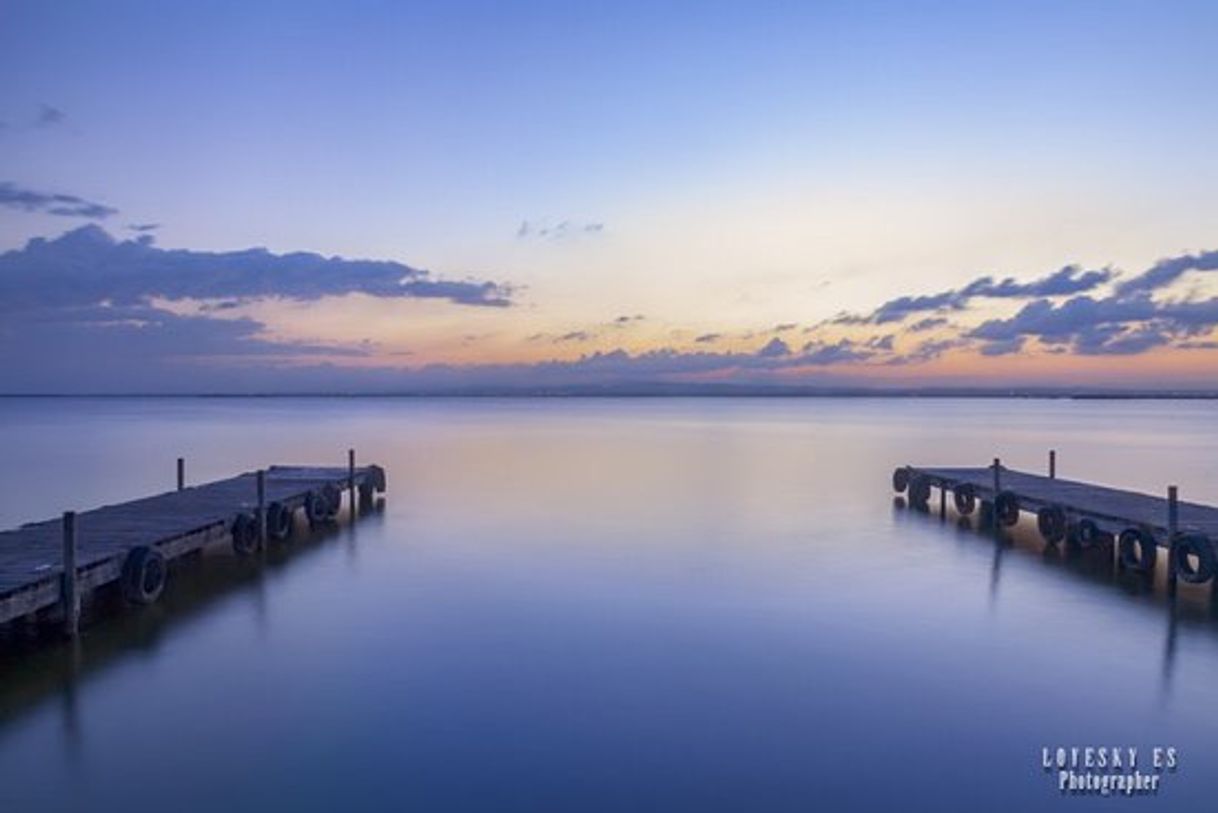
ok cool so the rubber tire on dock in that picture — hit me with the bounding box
[953,484,976,515]
[367,464,387,493]
[1073,518,1104,549]
[1036,505,1067,544]
[122,545,166,605]
[908,475,931,509]
[306,489,334,527]
[322,483,342,516]
[994,491,1020,527]
[1118,528,1156,573]
[892,467,910,493]
[266,502,294,542]
[1172,534,1216,584]
[231,512,260,555]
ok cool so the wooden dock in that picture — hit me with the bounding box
[0,457,386,636]
[893,455,1218,590]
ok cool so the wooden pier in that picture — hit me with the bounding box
[893,455,1218,590]
[0,456,386,637]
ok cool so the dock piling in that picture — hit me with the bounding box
[992,458,1001,494]
[61,511,79,639]
[256,470,267,545]
[348,449,356,517]
[1167,485,1179,596]
[177,457,185,491]
[1049,450,1056,479]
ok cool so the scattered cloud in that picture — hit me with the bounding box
[841,264,1113,325]
[0,181,118,219]
[35,104,66,127]
[516,219,605,240]
[554,331,593,343]
[1113,250,1218,296]
[694,333,721,343]
[757,337,791,357]
[127,222,160,233]
[908,316,948,332]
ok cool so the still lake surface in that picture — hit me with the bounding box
[1,396,1217,811]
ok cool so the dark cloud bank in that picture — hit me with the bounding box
[0,226,510,392]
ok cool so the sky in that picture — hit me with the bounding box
[2,0,1218,392]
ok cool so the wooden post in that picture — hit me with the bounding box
[1049,449,1056,479]
[347,448,356,518]
[177,457,185,491]
[939,483,947,519]
[256,469,267,545]
[1167,485,1179,596]
[990,458,1002,535]
[61,511,79,639]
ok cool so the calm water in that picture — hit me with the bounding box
[1,397,1218,811]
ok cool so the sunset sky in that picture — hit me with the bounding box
[3,1,1218,392]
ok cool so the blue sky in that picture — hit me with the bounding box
[3,1,1218,391]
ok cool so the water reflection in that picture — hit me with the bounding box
[0,499,384,743]
[894,492,1218,698]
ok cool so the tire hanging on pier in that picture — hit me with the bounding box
[266,502,293,542]
[306,489,334,527]
[908,475,931,508]
[322,483,342,516]
[994,491,1020,527]
[1036,505,1067,544]
[1073,518,1104,549]
[121,545,166,605]
[1118,527,1156,573]
[231,512,260,555]
[1172,534,1216,584]
[953,484,976,515]
[368,464,387,493]
[892,467,910,493]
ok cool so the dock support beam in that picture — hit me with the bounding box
[348,449,356,517]
[1167,485,1179,597]
[256,470,267,545]
[1049,450,1056,479]
[177,457,185,491]
[61,511,79,639]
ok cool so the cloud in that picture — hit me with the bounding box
[772,322,798,332]
[0,181,118,219]
[612,314,645,326]
[967,292,1218,355]
[36,104,67,127]
[908,316,948,332]
[978,337,1025,356]
[0,225,517,391]
[516,219,605,240]
[0,225,511,311]
[847,264,1113,324]
[1114,250,1218,296]
[800,339,873,365]
[694,333,721,343]
[757,337,791,357]
[127,223,160,233]
[554,331,593,343]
